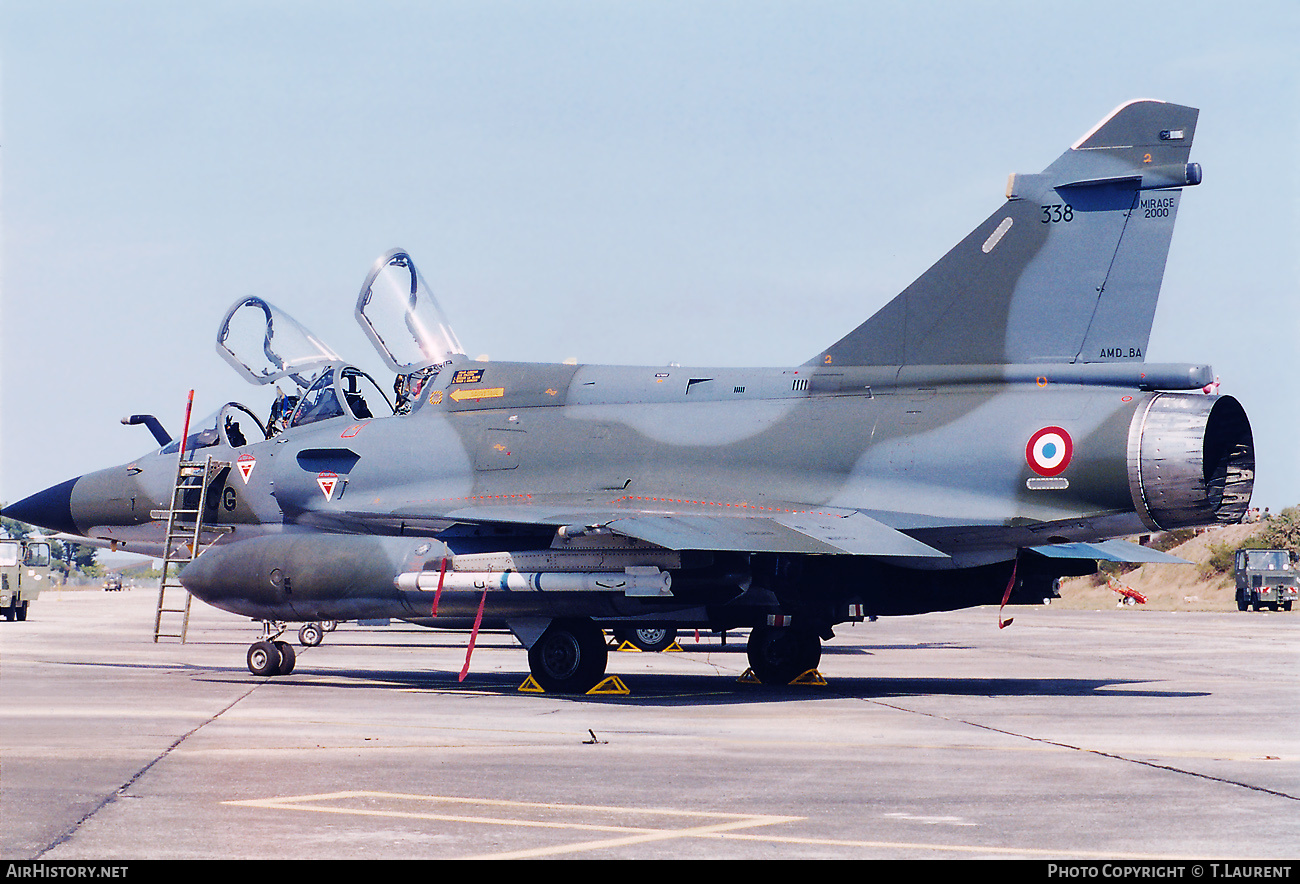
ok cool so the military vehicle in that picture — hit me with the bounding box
[0,538,52,621]
[4,99,1254,691]
[1234,549,1297,611]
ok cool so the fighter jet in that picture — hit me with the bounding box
[6,99,1254,692]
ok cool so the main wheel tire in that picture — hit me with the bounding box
[299,623,323,647]
[527,619,608,694]
[274,640,296,675]
[746,626,821,685]
[623,626,677,652]
[247,640,282,677]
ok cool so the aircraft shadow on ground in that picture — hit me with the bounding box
[52,655,1206,706]
[52,630,1207,706]
[207,665,1208,707]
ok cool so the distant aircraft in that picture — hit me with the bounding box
[5,99,1254,692]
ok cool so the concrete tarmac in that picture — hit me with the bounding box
[2,587,1297,860]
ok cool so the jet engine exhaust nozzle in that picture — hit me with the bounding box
[1128,393,1254,531]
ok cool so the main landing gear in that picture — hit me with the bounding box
[527,618,609,694]
[745,625,822,685]
[611,625,678,652]
[522,619,825,692]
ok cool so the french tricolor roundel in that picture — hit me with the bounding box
[1026,427,1073,477]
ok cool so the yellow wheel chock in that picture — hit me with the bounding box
[517,675,630,695]
[738,668,827,686]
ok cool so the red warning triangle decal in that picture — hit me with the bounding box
[317,472,338,500]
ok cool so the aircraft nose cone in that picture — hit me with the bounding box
[3,477,80,535]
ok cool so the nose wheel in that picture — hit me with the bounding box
[247,639,296,676]
[247,622,296,676]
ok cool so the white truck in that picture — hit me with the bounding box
[1,538,52,621]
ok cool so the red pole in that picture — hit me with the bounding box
[176,390,195,463]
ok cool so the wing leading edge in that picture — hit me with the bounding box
[606,511,949,557]
[314,500,949,559]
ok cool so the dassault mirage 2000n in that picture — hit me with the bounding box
[5,99,1254,692]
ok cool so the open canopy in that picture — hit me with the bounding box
[355,249,465,373]
[216,296,342,389]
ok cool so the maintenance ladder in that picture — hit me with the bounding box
[153,455,230,642]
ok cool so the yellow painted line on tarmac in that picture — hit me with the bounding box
[225,791,799,859]
[461,815,799,860]
[225,790,794,826]
[222,790,1181,860]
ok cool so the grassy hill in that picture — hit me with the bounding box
[1055,514,1296,612]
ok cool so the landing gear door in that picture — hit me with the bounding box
[216,296,343,389]
[355,249,466,373]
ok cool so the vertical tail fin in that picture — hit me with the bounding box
[814,100,1201,367]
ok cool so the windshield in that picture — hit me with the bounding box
[1245,550,1290,570]
[217,296,342,389]
[355,249,465,373]
[160,401,267,456]
[0,542,18,567]
[23,542,50,567]
[161,408,222,456]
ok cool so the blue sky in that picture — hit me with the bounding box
[3,1,1297,511]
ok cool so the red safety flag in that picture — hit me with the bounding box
[430,558,448,616]
[459,585,489,682]
[998,555,1019,629]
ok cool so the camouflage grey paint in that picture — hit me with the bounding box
[257,360,1249,565]
[4,99,1256,682]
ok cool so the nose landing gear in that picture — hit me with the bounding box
[246,622,296,676]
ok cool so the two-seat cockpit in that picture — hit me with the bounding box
[1,249,469,572]
[18,249,469,554]
[203,248,466,452]
[214,293,395,443]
